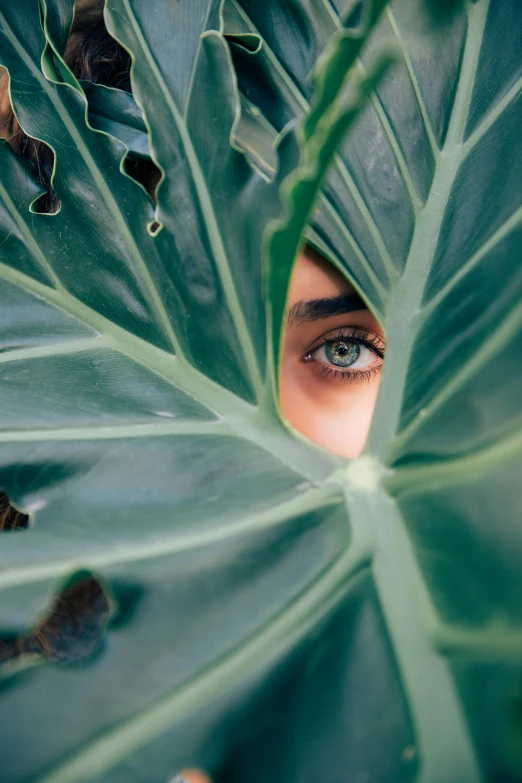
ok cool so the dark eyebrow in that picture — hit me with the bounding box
[286,292,367,326]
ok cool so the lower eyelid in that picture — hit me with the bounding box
[310,360,383,384]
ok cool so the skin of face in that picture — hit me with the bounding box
[174,770,211,783]
[0,68,11,138]
[279,246,385,459]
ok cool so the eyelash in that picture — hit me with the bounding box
[303,327,385,384]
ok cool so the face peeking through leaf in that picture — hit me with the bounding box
[0,1,520,783]
[280,246,385,457]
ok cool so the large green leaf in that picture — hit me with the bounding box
[0,1,521,782]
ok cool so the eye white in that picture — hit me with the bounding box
[345,343,375,369]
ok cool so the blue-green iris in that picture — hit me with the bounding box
[325,340,360,367]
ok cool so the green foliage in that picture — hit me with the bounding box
[0,1,521,781]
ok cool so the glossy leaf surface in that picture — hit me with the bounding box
[0,1,521,782]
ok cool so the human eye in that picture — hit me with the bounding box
[303,326,385,383]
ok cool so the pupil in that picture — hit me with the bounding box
[325,340,360,367]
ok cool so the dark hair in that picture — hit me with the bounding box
[4,1,130,210]
[0,0,135,660]
[2,0,159,213]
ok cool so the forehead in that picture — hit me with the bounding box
[288,247,353,305]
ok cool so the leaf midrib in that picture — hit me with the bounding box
[368,0,491,456]
[345,484,482,783]
[381,3,522,455]
[359,4,492,781]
